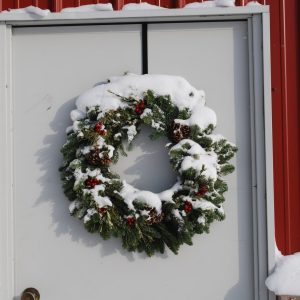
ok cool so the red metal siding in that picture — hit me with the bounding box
[269,0,300,254]
[0,0,299,255]
[267,0,287,253]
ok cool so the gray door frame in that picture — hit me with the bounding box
[0,7,275,300]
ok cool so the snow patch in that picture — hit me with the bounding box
[184,1,216,8]
[174,105,216,131]
[81,146,92,155]
[120,182,162,213]
[119,181,187,213]
[122,2,166,10]
[180,149,218,179]
[185,0,235,8]
[173,209,183,220]
[69,200,81,213]
[66,125,73,134]
[106,145,115,158]
[197,216,206,225]
[73,167,111,187]
[95,136,107,149]
[246,1,262,6]
[114,132,122,140]
[73,74,214,133]
[192,198,219,211]
[61,3,113,12]
[209,133,225,143]
[275,246,283,263]
[83,208,97,224]
[151,119,163,131]
[158,182,182,202]
[170,139,219,180]
[70,109,86,121]
[215,0,235,7]
[72,120,80,132]
[140,108,153,119]
[93,195,112,208]
[124,124,137,143]
[266,249,300,295]
[1,5,50,17]
[74,74,206,117]
[186,105,217,129]
[182,196,223,214]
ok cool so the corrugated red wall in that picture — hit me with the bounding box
[268,0,300,255]
[0,0,299,255]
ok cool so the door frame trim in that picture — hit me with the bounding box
[0,24,14,300]
[0,9,274,300]
[0,6,269,25]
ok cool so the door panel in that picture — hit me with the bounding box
[12,21,254,300]
[148,22,253,299]
[12,24,142,300]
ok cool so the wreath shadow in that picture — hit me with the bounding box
[34,97,170,261]
[111,125,177,193]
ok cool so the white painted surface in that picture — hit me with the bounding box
[111,125,178,192]
[9,20,270,300]
[148,21,254,300]
[12,24,142,300]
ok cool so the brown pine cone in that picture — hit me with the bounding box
[147,208,164,225]
[100,153,112,165]
[170,121,190,143]
[171,121,181,131]
[171,131,183,143]
[181,125,191,138]
[86,149,101,165]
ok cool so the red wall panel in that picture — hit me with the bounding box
[274,0,300,254]
[0,0,299,254]
[267,0,288,254]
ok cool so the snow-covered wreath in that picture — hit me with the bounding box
[60,74,237,256]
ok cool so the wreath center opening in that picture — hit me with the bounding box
[110,125,177,193]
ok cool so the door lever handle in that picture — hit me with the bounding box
[21,287,40,300]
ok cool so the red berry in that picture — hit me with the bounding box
[139,100,145,109]
[98,207,107,215]
[196,186,209,197]
[85,178,101,188]
[126,216,136,226]
[184,201,193,213]
[99,129,107,136]
[95,122,104,133]
[135,100,145,115]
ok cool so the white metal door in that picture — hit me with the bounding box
[9,20,265,300]
[148,21,255,300]
[12,24,143,300]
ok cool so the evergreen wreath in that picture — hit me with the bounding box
[60,74,237,256]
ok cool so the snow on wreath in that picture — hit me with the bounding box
[60,74,237,256]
